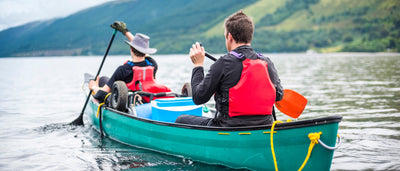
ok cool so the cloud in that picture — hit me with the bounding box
[0,0,113,31]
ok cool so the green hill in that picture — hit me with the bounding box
[0,0,399,57]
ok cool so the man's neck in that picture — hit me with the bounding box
[229,42,251,52]
[132,55,145,62]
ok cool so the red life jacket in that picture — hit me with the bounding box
[228,55,276,117]
[125,61,172,102]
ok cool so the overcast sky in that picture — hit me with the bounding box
[0,0,113,31]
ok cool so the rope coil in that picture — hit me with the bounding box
[298,132,322,171]
[269,121,341,171]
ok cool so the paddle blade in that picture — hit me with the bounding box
[84,73,95,84]
[275,89,307,118]
[70,114,84,126]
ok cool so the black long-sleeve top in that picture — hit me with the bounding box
[94,56,157,102]
[191,45,283,127]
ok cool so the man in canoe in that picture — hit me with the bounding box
[176,11,283,127]
[89,21,169,103]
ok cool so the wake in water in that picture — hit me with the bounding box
[34,122,85,134]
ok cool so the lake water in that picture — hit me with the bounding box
[0,53,399,170]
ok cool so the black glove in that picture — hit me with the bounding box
[110,21,129,34]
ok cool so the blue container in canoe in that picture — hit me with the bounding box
[151,97,203,123]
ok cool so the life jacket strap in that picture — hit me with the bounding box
[125,59,153,67]
[229,51,245,59]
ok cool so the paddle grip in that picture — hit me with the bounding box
[197,42,217,61]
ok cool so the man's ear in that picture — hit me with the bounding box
[227,33,234,42]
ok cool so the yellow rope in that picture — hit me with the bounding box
[96,93,111,118]
[298,132,322,171]
[270,120,283,171]
[269,119,325,171]
[96,103,105,118]
[104,93,111,101]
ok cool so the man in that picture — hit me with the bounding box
[176,11,283,127]
[89,21,169,103]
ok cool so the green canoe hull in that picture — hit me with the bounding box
[87,99,341,171]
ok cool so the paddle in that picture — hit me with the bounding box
[202,50,307,118]
[70,29,117,126]
[275,89,307,118]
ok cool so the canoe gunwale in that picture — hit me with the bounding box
[102,106,342,131]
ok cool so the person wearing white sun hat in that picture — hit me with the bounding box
[89,21,169,103]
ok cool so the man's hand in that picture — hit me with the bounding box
[189,42,205,67]
[89,76,99,91]
[110,21,129,34]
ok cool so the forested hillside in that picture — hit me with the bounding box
[0,0,398,57]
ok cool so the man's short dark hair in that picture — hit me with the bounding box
[224,10,254,44]
[131,47,146,57]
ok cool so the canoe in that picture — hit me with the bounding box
[86,95,342,171]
